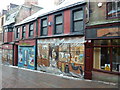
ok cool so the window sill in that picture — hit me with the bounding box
[93,68,120,75]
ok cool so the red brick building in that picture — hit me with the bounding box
[2,0,43,65]
[13,0,86,74]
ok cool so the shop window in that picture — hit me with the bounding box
[41,18,48,36]
[94,40,111,46]
[22,26,26,39]
[54,14,63,34]
[29,23,34,37]
[94,47,111,71]
[107,1,120,18]
[112,39,120,45]
[93,40,120,72]
[16,27,20,39]
[112,47,120,72]
[71,8,84,33]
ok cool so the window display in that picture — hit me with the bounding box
[93,39,120,72]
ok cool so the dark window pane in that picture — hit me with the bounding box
[107,2,120,17]
[42,19,47,27]
[16,28,20,38]
[112,39,120,45]
[93,47,111,71]
[42,27,48,35]
[30,31,33,36]
[55,24,63,34]
[73,10,83,20]
[29,24,34,37]
[118,2,120,9]
[17,33,19,38]
[112,2,116,10]
[112,47,120,72]
[23,33,26,38]
[23,26,26,32]
[55,15,62,24]
[73,21,83,32]
[22,26,26,38]
[30,24,34,30]
[108,2,112,12]
[94,40,111,46]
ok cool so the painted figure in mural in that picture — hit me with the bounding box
[29,48,34,67]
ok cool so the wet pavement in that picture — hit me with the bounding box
[1,64,119,88]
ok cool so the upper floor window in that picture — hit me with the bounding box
[16,28,20,39]
[54,14,63,34]
[22,26,26,39]
[29,23,34,37]
[72,8,84,33]
[41,18,48,36]
[107,1,120,18]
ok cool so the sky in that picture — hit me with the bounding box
[0,0,55,13]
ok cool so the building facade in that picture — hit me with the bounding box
[2,1,43,65]
[84,1,120,83]
[13,1,86,76]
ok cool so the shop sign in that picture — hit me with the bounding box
[20,43,31,46]
[97,27,119,37]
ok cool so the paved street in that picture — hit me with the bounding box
[1,64,119,88]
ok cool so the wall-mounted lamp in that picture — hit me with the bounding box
[98,2,103,8]
[48,22,52,26]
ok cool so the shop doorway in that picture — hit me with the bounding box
[18,46,35,70]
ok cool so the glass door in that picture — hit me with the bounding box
[23,48,29,68]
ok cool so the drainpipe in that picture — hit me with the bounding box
[34,19,38,70]
[12,44,14,66]
[35,38,37,70]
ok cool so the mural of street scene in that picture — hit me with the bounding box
[2,49,13,65]
[37,37,85,77]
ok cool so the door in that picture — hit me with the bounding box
[18,46,35,70]
[23,48,29,68]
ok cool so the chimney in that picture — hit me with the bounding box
[24,0,38,6]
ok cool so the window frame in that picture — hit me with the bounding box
[16,27,20,39]
[93,39,120,73]
[41,17,48,36]
[106,1,120,19]
[70,7,84,35]
[29,23,34,37]
[54,12,64,35]
[22,25,26,39]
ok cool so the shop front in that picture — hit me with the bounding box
[85,24,120,83]
[2,44,13,65]
[18,40,36,70]
[37,36,85,75]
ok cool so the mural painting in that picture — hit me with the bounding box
[37,37,85,76]
[18,46,35,70]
